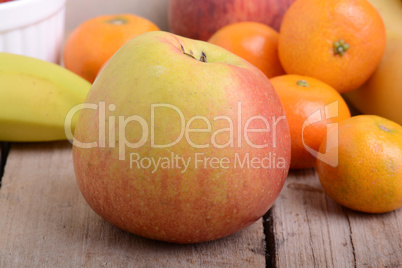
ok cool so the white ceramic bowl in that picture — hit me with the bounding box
[0,0,66,63]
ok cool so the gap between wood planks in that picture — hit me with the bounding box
[263,209,276,268]
[0,142,11,187]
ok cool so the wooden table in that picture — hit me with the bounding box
[0,142,400,267]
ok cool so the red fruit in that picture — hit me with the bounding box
[169,0,296,41]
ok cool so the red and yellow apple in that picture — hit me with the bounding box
[72,31,291,243]
[168,0,296,41]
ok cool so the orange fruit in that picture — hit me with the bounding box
[208,22,285,78]
[270,74,351,169]
[64,14,160,83]
[278,0,386,93]
[316,115,402,213]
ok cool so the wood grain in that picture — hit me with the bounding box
[272,169,402,267]
[1,142,401,267]
[0,142,266,267]
[346,209,402,267]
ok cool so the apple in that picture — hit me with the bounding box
[168,0,296,41]
[72,31,291,243]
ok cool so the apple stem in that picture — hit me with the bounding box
[180,44,207,63]
[200,52,207,63]
[333,39,350,56]
[184,53,196,59]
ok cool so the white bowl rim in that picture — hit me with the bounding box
[0,0,67,32]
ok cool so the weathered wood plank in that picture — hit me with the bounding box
[346,209,402,267]
[272,169,402,267]
[0,142,266,267]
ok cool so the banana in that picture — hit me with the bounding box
[344,0,402,125]
[0,53,91,141]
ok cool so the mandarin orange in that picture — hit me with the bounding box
[208,22,285,78]
[64,14,160,83]
[270,74,351,169]
[316,115,402,213]
[278,0,386,93]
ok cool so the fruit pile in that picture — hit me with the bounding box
[0,0,401,244]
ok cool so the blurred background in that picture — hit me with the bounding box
[65,0,169,32]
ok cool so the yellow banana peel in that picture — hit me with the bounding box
[0,53,91,141]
